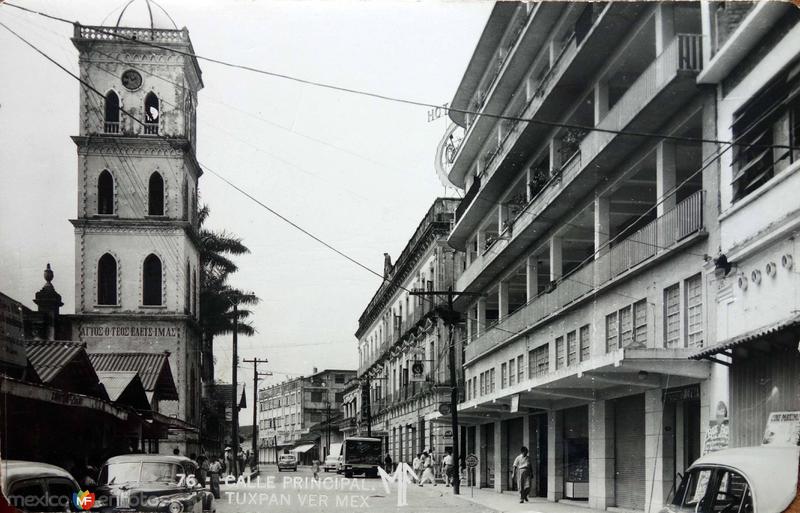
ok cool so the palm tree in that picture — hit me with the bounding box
[196,205,260,387]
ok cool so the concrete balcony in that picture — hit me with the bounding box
[452,33,703,297]
[464,190,705,363]
[447,2,650,190]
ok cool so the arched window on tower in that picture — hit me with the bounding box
[144,92,159,135]
[148,172,164,216]
[104,91,120,134]
[143,254,162,306]
[97,253,117,305]
[97,170,114,215]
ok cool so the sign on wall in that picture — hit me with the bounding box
[78,324,180,338]
[0,294,26,367]
[762,411,800,447]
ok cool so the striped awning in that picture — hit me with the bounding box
[291,444,315,453]
[690,314,800,361]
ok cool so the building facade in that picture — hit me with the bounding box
[257,369,355,464]
[355,198,464,465]
[68,3,204,454]
[443,2,724,510]
[338,379,361,439]
[690,2,800,448]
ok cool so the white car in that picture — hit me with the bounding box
[660,445,799,513]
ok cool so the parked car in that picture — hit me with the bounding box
[339,437,382,478]
[277,454,297,472]
[660,445,799,513]
[2,460,81,512]
[93,454,214,513]
[323,443,342,472]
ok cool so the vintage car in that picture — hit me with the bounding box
[93,455,214,513]
[1,460,81,512]
[276,454,297,472]
[660,445,800,513]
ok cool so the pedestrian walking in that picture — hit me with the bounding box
[197,455,208,487]
[418,452,436,486]
[412,454,422,482]
[442,449,454,486]
[311,459,321,480]
[383,453,393,473]
[224,447,235,477]
[512,446,532,503]
[208,458,222,499]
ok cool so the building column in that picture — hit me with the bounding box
[645,390,667,513]
[523,415,531,450]
[594,195,610,257]
[526,255,539,301]
[475,424,483,488]
[547,410,564,502]
[493,420,507,492]
[549,137,562,171]
[588,400,615,510]
[593,81,609,125]
[476,297,487,336]
[498,281,509,320]
[656,141,677,217]
[550,237,563,281]
[654,3,675,55]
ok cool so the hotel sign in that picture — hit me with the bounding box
[78,325,180,338]
[0,294,26,367]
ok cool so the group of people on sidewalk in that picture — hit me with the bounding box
[383,448,459,487]
[182,445,258,500]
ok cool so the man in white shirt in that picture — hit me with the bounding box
[412,453,422,482]
[511,446,532,503]
[442,449,454,486]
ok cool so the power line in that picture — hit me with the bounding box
[4,1,799,153]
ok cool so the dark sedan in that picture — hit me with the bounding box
[93,455,214,513]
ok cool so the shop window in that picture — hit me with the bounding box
[579,325,590,361]
[148,172,164,215]
[529,344,549,377]
[730,59,800,202]
[517,355,524,382]
[104,90,120,133]
[97,253,117,305]
[97,170,114,214]
[686,274,703,348]
[142,253,162,306]
[664,283,681,348]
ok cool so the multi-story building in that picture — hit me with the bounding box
[339,378,361,439]
[67,2,204,454]
[689,3,800,447]
[257,368,355,464]
[443,2,722,510]
[355,198,464,465]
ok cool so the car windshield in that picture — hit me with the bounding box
[99,462,183,485]
[100,463,141,485]
[672,468,712,507]
[280,456,295,462]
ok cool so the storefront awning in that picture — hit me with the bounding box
[291,444,315,453]
[690,315,800,363]
[0,375,129,420]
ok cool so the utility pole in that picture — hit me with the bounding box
[231,302,239,477]
[243,357,271,471]
[409,286,482,496]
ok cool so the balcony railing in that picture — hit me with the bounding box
[580,33,702,164]
[712,2,756,55]
[144,122,159,135]
[104,121,120,134]
[465,190,705,361]
[75,24,189,44]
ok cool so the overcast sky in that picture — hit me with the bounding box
[0,0,490,423]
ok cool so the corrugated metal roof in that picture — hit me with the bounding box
[26,341,86,383]
[96,371,139,402]
[88,352,178,400]
[689,314,800,360]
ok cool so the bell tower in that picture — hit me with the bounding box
[70,0,204,453]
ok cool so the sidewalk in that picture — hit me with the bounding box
[452,486,609,513]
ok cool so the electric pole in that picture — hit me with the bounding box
[231,302,239,477]
[243,357,271,471]
[409,286,482,496]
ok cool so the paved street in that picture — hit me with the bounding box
[216,467,495,513]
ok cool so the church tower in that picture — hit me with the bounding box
[70,0,203,453]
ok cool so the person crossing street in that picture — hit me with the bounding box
[511,446,532,503]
